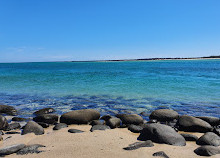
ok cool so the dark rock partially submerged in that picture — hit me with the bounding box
[60,109,100,125]
[177,115,212,132]
[90,125,111,132]
[53,123,68,130]
[34,108,55,116]
[0,105,17,116]
[149,109,179,122]
[180,133,198,141]
[0,144,26,156]
[194,145,220,156]
[22,121,44,135]
[196,132,220,146]
[138,123,186,146]
[16,144,46,155]
[123,140,154,150]
[116,114,143,125]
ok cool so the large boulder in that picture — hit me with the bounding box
[138,123,186,146]
[34,108,55,116]
[0,115,8,130]
[22,121,44,135]
[149,109,179,122]
[0,144,26,156]
[60,109,100,124]
[177,115,212,132]
[196,132,220,146]
[0,105,17,116]
[194,145,220,156]
[106,117,121,128]
[196,116,220,126]
[116,114,143,125]
[33,114,58,124]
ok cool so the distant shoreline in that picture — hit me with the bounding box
[71,56,220,62]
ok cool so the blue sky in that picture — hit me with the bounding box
[0,0,220,62]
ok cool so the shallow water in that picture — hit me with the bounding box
[0,60,219,118]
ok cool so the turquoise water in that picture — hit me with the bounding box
[0,60,219,118]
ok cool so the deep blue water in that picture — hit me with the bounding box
[0,60,219,118]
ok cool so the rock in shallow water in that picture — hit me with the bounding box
[34,108,55,116]
[194,145,220,156]
[196,132,220,146]
[90,125,111,132]
[0,144,26,156]
[116,114,143,125]
[60,109,100,125]
[22,121,44,135]
[16,144,46,155]
[177,115,212,132]
[149,109,179,122]
[138,123,186,146]
[123,140,154,150]
[0,105,17,116]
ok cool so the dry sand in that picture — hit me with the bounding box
[0,125,219,158]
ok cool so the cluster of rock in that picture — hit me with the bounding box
[0,104,219,157]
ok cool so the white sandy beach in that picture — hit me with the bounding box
[1,125,219,158]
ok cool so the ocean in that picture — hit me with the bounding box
[0,60,219,119]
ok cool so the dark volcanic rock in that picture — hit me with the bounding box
[0,115,9,130]
[33,114,58,124]
[194,145,220,156]
[89,120,103,126]
[34,108,55,116]
[196,132,220,146]
[128,124,143,133]
[60,109,100,125]
[0,144,26,156]
[22,121,44,135]
[68,129,84,133]
[116,114,143,125]
[16,144,45,155]
[0,105,17,116]
[106,117,121,129]
[153,151,169,158]
[5,123,21,131]
[196,116,220,126]
[37,122,49,128]
[149,109,179,122]
[180,133,198,141]
[12,117,28,122]
[177,115,213,132]
[90,125,111,132]
[138,123,186,146]
[123,140,154,150]
[53,123,68,130]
